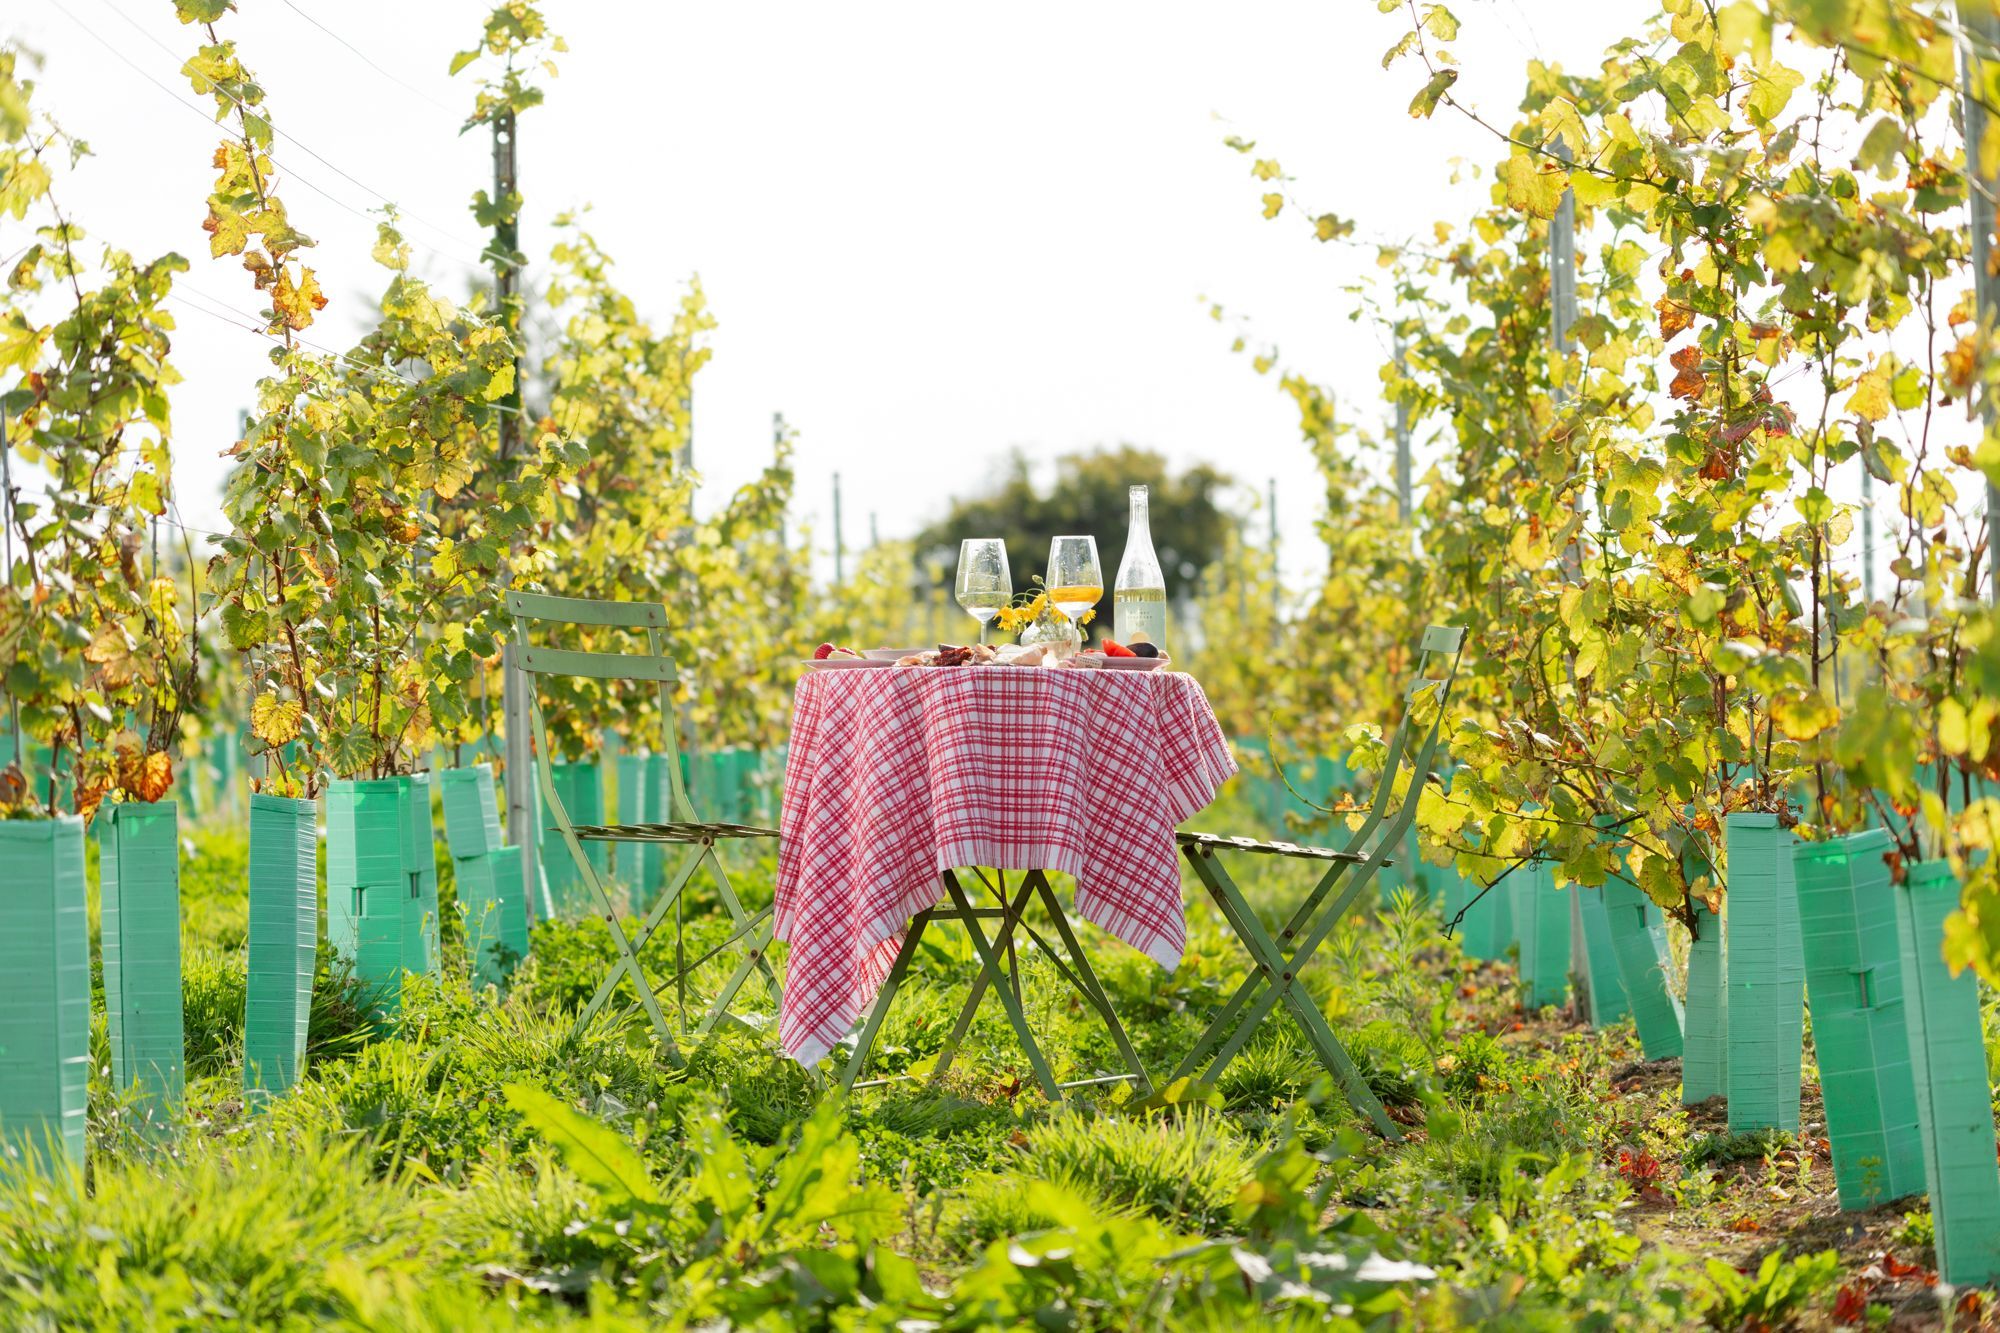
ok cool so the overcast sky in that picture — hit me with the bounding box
[8,0,1653,587]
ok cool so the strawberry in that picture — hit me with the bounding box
[1102,639,1137,658]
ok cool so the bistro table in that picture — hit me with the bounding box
[773,663,1237,1068]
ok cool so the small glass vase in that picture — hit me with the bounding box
[1019,602,1082,661]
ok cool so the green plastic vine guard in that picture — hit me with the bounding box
[0,818,89,1169]
[540,760,609,919]
[1452,860,1512,962]
[1682,895,1727,1105]
[1576,885,1631,1028]
[614,750,645,896]
[439,765,502,861]
[639,752,669,914]
[1724,814,1806,1133]
[571,760,608,875]
[523,764,555,925]
[758,745,787,824]
[244,794,317,1100]
[540,761,582,918]
[1442,863,1471,942]
[1603,870,1684,1060]
[98,801,185,1124]
[326,779,408,1017]
[1896,859,2000,1284]
[461,844,530,988]
[1793,830,1925,1210]
[1509,862,1571,1010]
[400,773,440,978]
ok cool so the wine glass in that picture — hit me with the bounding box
[955,538,1012,644]
[1045,535,1102,658]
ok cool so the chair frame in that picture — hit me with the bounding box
[1169,624,1466,1139]
[506,590,780,1060]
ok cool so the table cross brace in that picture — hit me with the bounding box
[839,868,1152,1102]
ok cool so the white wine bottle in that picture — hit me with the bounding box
[1113,484,1167,650]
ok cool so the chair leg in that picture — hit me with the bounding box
[575,849,704,1032]
[1169,847,1354,1079]
[566,860,684,1061]
[1179,849,1398,1137]
[932,872,1037,1085]
[1272,974,1401,1140]
[940,870,1062,1101]
[1028,871,1151,1093]
[1166,849,1275,1082]
[695,909,776,1036]
[840,912,932,1091]
[1183,857,1295,1083]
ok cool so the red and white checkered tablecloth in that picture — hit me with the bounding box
[772,665,1237,1065]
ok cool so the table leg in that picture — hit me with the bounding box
[941,870,1061,1100]
[1027,870,1152,1094]
[933,871,1037,1085]
[840,911,932,1091]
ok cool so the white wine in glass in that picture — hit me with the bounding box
[955,538,1012,643]
[1046,535,1103,654]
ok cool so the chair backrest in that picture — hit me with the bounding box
[1343,625,1467,861]
[504,589,695,825]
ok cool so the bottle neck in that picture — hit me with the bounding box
[1128,489,1150,534]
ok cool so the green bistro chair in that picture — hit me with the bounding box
[1171,624,1466,1139]
[506,590,781,1059]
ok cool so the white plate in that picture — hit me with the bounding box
[801,656,895,670]
[862,646,930,661]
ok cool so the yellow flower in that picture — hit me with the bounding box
[994,591,1049,634]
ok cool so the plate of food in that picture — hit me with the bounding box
[1074,640,1171,671]
[804,644,895,669]
[891,644,999,667]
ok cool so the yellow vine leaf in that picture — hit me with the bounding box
[272,264,327,331]
[84,623,138,687]
[1497,152,1568,219]
[1771,689,1839,741]
[251,692,305,746]
[1846,362,1891,422]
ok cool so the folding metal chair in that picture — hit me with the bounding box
[838,866,1154,1103]
[506,590,780,1060]
[1170,624,1466,1139]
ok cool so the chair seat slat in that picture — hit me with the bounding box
[1175,830,1374,863]
[574,820,779,843]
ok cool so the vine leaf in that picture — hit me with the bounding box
[250,693,304,747]
[1667,345,1705,400]
[1846,362,1891,422]
[1497,152,1567,218]
[1408,69,1457,120]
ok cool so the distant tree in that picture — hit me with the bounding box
[913,446,1233,629]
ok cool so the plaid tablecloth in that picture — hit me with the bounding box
[773,666,1237,1065]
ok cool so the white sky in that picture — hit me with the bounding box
[7,0,1654,587]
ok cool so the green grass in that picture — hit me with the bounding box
[5,793,1907,1329]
